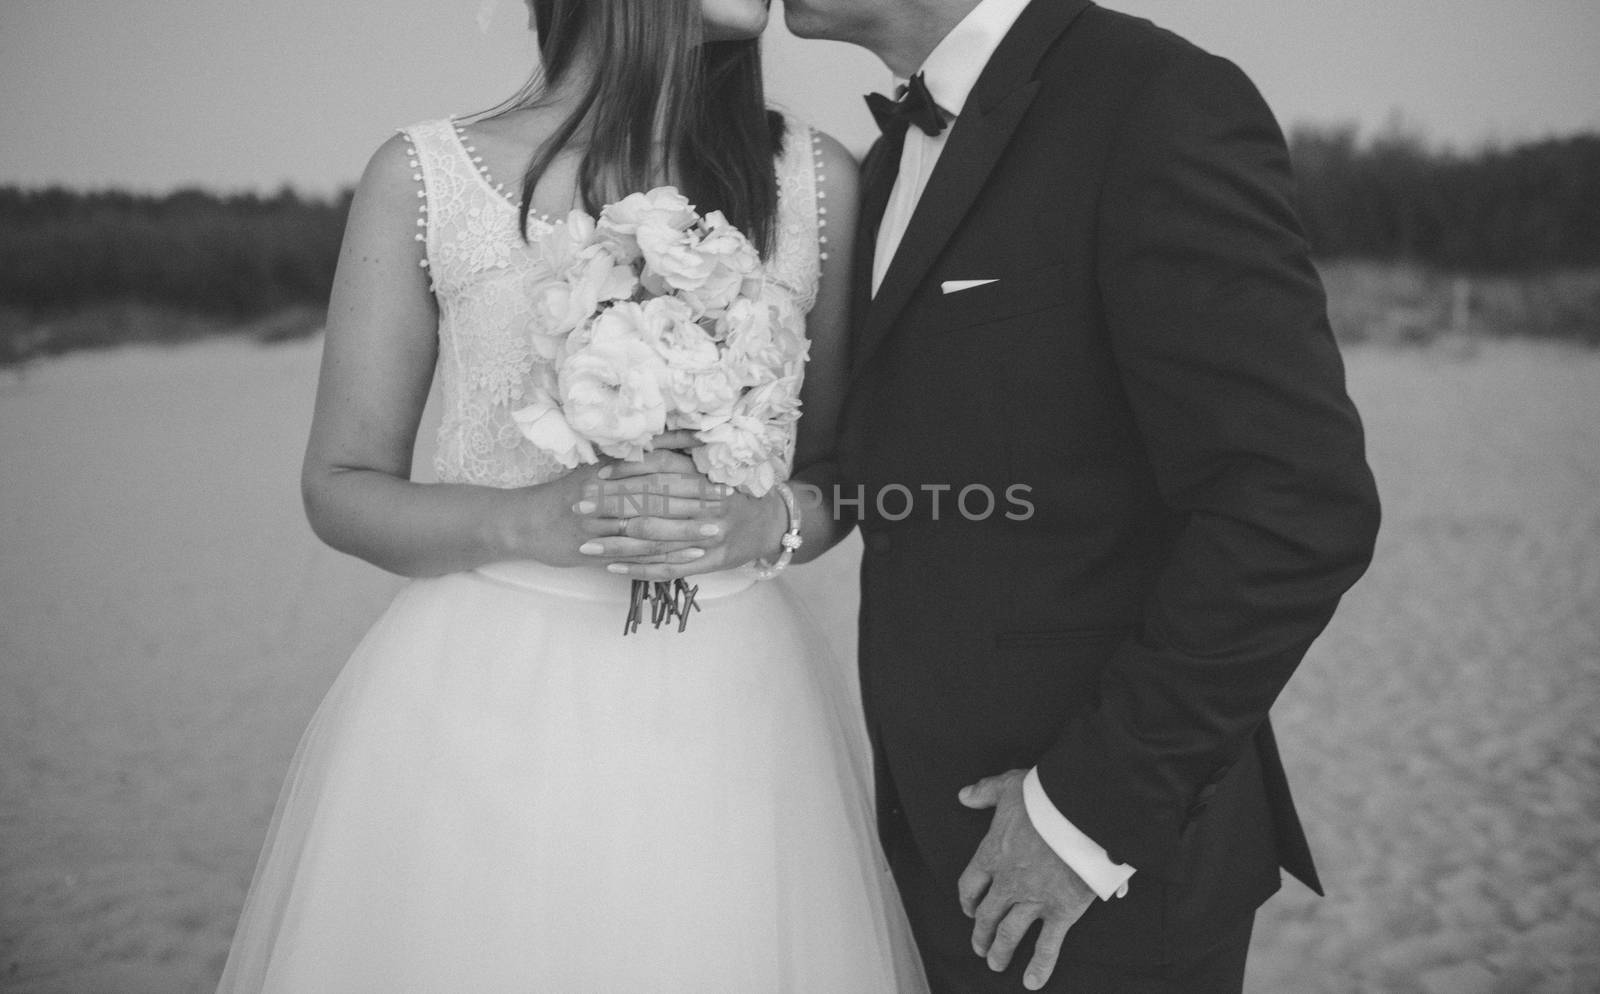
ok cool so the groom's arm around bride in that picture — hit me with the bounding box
[791,0,1383,989]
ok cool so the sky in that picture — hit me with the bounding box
[0,0,1597,195]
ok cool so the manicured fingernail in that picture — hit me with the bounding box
[1025,974,1043,990]
[698,523,720,537]
[684,548,706,559]
[579,542,603,555]
[574,500,596,514]
[606,564,628,574]
[597,466,613,479]
[959,786,973,800]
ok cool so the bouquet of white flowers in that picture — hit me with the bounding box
[509,187,809,631]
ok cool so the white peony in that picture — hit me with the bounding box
[532,209,598,274]
[692,412,792,498]
[717,294,809,387]
[736,373,804,426]
[526,213,637,343]
[678,210,762,315]
[636,221,715,299]
[598,187,697,265]
[510,385,598,469]
[664,363,742,430]
[557,303,669,461]
[638,296,718,372]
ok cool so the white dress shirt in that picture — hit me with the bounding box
[871,0,1136,902]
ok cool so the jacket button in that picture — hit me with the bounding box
[867,532,892,554]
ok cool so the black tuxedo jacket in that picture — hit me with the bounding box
[837,0,1381,969]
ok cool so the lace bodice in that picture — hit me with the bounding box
[399,116,826,489]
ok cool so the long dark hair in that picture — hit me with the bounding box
[489,0,785,254]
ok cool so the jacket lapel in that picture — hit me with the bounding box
[852,129,905,343]
[850,0,1093,380]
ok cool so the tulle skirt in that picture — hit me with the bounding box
[217,560,926,992]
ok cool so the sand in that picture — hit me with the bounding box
[1,336,1596,993]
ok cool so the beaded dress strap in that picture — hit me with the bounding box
[810,127,831,266]
[396,128,435,291]
[448,118,520,210]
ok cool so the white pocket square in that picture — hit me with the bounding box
[940,279,999,294]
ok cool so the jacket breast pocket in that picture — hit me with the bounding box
[926,263,1069,334]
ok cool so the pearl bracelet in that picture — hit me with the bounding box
[750,481,802,580]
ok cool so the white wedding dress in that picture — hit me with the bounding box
[216,117,927,992]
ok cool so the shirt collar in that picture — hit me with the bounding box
[897,0,1034,119]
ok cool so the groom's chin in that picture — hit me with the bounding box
[776,1,828,40]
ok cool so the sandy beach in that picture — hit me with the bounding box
[1,335,1597,993]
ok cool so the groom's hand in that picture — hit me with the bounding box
[958,769,1095,991]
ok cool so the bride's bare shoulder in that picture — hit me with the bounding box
[810,130,859,184]
[349,132,426,209]
[772,113,859,178]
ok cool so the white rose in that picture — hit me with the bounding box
[598,187,697,264]
[637,221,716,298]
[718,295,771,347]
[633,297,734,424]
[679,211,762,315]
[510,385,598,469]
[638,296,718,371]
[530,208,601,275]
[718,295,809,386]
[525,228,637,345]
[736,373,804,426]
[692,413,791,497]
[763,290,811,370]
[576,247,639,303]
[557,303,669,461]
[664,363,742,430]
[526,275,591,343]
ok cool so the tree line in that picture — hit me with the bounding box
[0,128,1596,319]
[1289,126,1600,273]
[0,186,350,317]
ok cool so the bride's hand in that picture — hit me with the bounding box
[552,432,721,571]
[573,434,788,580]
[587,481,788,581]
[519,435,691,568]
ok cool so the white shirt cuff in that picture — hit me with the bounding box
[1023,767,1135,901]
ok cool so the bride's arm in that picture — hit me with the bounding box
[596,130,861,579]
[301,136,625,577]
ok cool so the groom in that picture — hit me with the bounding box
[786,0,1381,990]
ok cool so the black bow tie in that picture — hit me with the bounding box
[865,72,948,138]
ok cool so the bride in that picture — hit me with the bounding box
[216,0,926,989]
